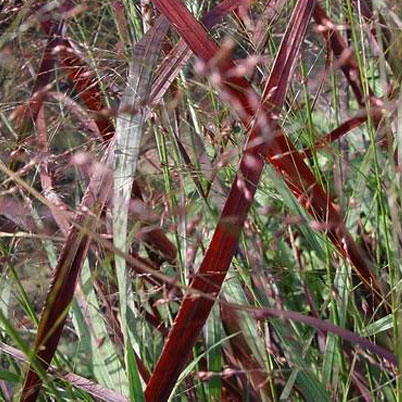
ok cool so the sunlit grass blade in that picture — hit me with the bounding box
[112,15,169,399]
[38,12,178,263]
[71,262,129,392]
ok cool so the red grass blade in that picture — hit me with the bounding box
[51,39,115,141]
[11,19,64,136]
[302,105,388,158]
[36,106,71,233]
[145,1,317,400]
[251,305,396,366]
[149,0,243,105]
[312,4,380,108]
[312,7,398,162]
[37,5,114,142]
[20,142,114,402]
[261,0,315,109]
[303,113,368,157]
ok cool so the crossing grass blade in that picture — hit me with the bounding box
[37,9,180,259]
[302,112,370,158]
[37,99,130,393]
[20,141,114,401]
[149,0,384,300]
[144,1,320,400]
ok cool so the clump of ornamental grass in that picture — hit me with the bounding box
[0,1,401,401]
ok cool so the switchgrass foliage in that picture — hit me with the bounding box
[0,0,401,401]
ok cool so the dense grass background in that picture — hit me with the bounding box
[0,0,401,400]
